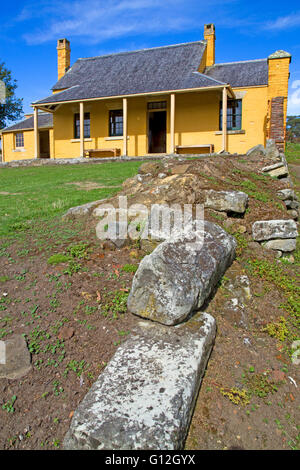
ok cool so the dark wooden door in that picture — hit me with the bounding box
[148,111,166,153]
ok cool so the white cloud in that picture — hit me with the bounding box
[288,80,300,115]
[20,0,199,45]
[264,12,300,31]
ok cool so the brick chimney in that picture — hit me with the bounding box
[204,24,215,67]
[267,50,291,151]
[57,38,71,81]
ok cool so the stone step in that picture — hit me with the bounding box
[64,313,216,450]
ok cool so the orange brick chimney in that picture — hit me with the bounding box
[204,24,215,67]
[57,38,71,80]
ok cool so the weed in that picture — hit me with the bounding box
[2,395,17,413]
[121,264,138,273]
[220,387,250,406]
[47,254,71,265]
[262,316,289,342]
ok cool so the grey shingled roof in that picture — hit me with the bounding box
[204,59,268,88]
[34,41,226,105]
[2,113,53,133]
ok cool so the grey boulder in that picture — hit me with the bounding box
[204,189,248,214]
[64,313,216,450]
[246,144,266,160]
[263,239,297,252]
[0,335,31,380]
[266,139,280,161]
[127,221,236,325]
[277,189,296,201]
[252,219,298,241]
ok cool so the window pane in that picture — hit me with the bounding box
[74,112,90,138]
[15,132,24,147]
[109,110,123,136]
[219,99,242,131]
[147,101,167,110]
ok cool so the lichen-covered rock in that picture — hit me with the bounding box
[0,335,31,380]
[262,162,288,178]
[246,144,266,160]
[263,238,297,252]
[204,190,248,214]
[277,189,296,201]
[266,139,280,161]
[252,219,298,241]
[62,200,105,219]
[63,313,216,450]
[127,221,236,325]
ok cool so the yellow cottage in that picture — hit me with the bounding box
[1,23,291,162]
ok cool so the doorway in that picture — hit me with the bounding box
[39,130,50,158]
[148,111,166,153]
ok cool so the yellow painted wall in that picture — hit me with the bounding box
[2,128,53,162]
[2,86,269,159]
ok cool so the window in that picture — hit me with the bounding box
[109,110,123,137]
[147,101,167,110]
[74,113,90,139]
[15,132,24,148]
[219,99,242,131]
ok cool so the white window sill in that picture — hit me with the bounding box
[105,136,129,141]
[13,148,26,152]
[215,130,245,135]
[70,138,93,143]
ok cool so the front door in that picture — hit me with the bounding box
[148,111,166,153]
[39,130,50,158]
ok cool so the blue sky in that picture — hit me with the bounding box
[1,0,300,117]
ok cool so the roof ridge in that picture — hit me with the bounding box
[77,40,206,62]
[192,71,226,85]
[33,85,79,104]
[212,58,267,66]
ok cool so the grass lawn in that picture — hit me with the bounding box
[285,142,300,164]
[0,161,141,237]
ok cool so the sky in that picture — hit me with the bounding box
[1,0,300,117]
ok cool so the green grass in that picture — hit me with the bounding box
[0,161,141,237]
[285,142,300,164]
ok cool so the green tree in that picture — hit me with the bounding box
[286,115,300,142]
[0,62,23,129]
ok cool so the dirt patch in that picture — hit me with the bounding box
[0,223,142,450]
[0,192,22,196]
[65,181,120,191]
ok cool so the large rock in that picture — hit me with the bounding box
[64,313,216,450]
[276,189,296,201]
[127,221,236,325]
[252,219,298,241]
[204,190,248,214]
[246,144,266,160]
[263,239,297,252]
[0,335,31,380]
[262,162,288,178]
[266,139,280,161]
[63,199,105,219]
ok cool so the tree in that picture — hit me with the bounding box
[286,115,300,142]
[0,62,23,129]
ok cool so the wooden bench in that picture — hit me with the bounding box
[84,148,121,158]
[175,144,214,155]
